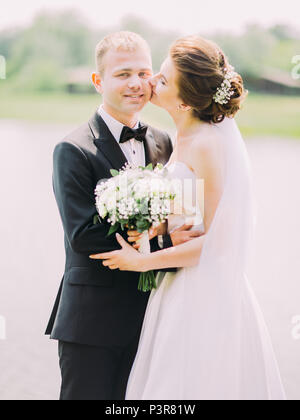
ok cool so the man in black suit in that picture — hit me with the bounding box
[45,31,197,400]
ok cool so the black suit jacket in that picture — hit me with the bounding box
[45,112,176,347]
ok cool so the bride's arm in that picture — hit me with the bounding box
[141,233,205,271]
[140,138,223,271]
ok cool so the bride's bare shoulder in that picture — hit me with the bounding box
[190,125,223,173]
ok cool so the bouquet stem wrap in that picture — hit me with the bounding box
[136,230,156,292]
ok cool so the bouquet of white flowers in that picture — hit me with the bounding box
[94,162,178,292]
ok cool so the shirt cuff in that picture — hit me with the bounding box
[158,234,173,249]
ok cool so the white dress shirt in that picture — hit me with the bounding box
[97,105,146,168]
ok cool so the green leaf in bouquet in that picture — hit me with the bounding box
[136,218,151,232]
[120,220,129,230]
[110,169,119,177]
[145,163,153,171]
[137,198,149,216]
[107,223,120,237]
[127,218,136,230]
[93,214,101,225]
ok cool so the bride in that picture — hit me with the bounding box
[90,35,286,400]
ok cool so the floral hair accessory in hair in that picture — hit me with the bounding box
[213,65,236,105]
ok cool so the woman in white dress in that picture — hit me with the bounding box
[90,35,286,400]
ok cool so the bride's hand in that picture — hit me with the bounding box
[89,233,147,272]
[170,223,203,246]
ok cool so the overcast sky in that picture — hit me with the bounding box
[0,0,299,34]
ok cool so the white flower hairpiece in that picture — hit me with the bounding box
[213,65,236,105]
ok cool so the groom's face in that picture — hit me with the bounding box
[95,47,153,119]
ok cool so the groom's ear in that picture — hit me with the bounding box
[92,72,103,94]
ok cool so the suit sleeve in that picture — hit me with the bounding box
[53,141,126,255]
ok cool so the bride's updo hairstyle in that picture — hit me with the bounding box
[170,35,247,123]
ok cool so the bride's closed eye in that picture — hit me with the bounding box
[159,76,167,86]
[159,74,168,86]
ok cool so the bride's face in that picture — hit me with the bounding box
[150,56,182,113]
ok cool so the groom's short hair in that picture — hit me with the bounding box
[95,31,151,75]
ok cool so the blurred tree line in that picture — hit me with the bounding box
[213,24,300,76]
[0,10,299,93]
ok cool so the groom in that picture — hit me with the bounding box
[45,31,197,400]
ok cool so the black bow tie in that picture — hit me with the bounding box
[119,125,148,144]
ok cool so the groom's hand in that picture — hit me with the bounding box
[126,226,157,250]
[169,223,203,246]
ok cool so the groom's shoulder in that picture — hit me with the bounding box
[54,120,95,157]
[147,124,171,142]
[146,124,173,154]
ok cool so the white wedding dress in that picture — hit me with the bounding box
[126,118,286,400]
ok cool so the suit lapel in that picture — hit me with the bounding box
[89,112,128,170]
[88,111,159,170]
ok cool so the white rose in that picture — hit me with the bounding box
[97,203,107,218]
[106,194,117,211]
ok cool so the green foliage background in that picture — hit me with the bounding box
[0,11,299,138]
